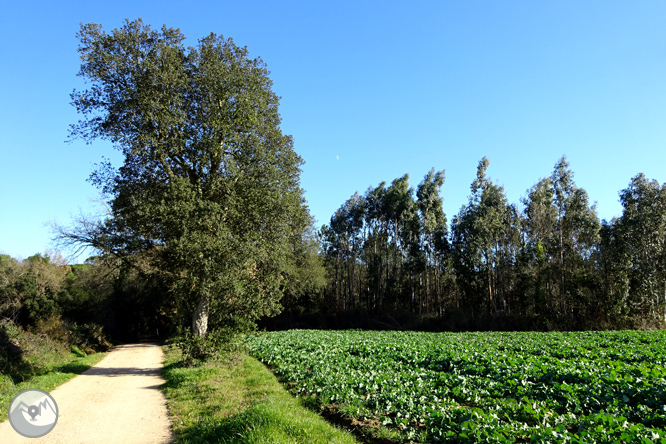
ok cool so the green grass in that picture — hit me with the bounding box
[0,352,106,422]
[161,344,360,444]
[0,319,107,422]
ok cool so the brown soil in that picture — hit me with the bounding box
[0,342,173,443]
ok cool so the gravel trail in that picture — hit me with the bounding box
[0,342,173,443]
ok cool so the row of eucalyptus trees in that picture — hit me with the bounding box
[319,156,666,327]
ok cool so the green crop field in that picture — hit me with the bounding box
[247,330,666,443]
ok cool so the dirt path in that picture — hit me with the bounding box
[0,342,174,444]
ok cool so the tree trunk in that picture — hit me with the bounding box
[488,265,493,315]
[192,294,211,337]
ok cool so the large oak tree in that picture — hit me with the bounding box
[67,19,309,337]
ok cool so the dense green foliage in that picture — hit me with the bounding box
[63,18,311,338]
[0,252,118,344]
[161,344,359,443]
[318,157,666,329]
[0,248,175,345]
[0,252,71,324]
[248,330,666,443]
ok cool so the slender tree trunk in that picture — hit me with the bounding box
[663,280,666,322]
[662,280,666,322]
[334,257,340,310]
[486,252,493,315]
[385,233,390,307]
[560,231,566,317]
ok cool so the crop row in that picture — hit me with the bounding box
[246,330,666,443]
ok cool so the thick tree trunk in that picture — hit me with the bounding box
[192,294,211,337]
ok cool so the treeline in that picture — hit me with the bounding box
[313,156,666,330]
[0,251,172,344]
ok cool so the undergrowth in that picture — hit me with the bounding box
[0,318,106,422]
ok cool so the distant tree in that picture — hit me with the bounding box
[521,177,558,314]
[520,158,600,322]
[18,252,71,323]
[328,192,365,310]
[363,182,389,309]
[62,19,308,337]
[0,254,23,322]
[383,174,418,308]
[615,174,666,322]
[549,157,600,319]
[415,168,448,314]
[597,218,630,321]
[279,219,327,313]
[451,158,519,315]
[61,257,116,326]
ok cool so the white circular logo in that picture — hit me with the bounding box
[8,389,59,438]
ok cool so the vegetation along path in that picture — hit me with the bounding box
[0,342,173,444]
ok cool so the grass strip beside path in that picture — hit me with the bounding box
[0,352,106,422]
[161,345,359,444]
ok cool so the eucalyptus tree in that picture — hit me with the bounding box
[382,174,418,308]
[616,174,666,322]
[521,177,558,312]
[597,218,630,320]
[416,168,448,313]
[64,19,308,337]
[550,157,600,318]
[279,218,327,313]
[363,182,388,309]
[328,192,365,309]
[451,158,518,315]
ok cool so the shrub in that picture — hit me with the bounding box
[172,328,243,367]
[67,322,113,352]
[0,318,25,376]
[28,315,112,353]
[32,315,69,342]
[0,318,69,381]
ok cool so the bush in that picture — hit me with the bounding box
[0,318,69,381]
[32,315,69,342]
[67,322,113,352]
[29,315,112,353]
[0,318,25,376]
[172,328,243,367]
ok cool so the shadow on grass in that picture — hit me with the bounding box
[160,360,190,390]
[55,362,94,374]
[177,408,259,444]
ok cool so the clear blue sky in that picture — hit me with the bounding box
[2,1,666,261]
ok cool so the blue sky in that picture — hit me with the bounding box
[2,1,666,260]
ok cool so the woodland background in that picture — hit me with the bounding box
[3,155,665,346]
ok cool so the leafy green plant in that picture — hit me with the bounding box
[247,330,666,443]
[70,344,87,357]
